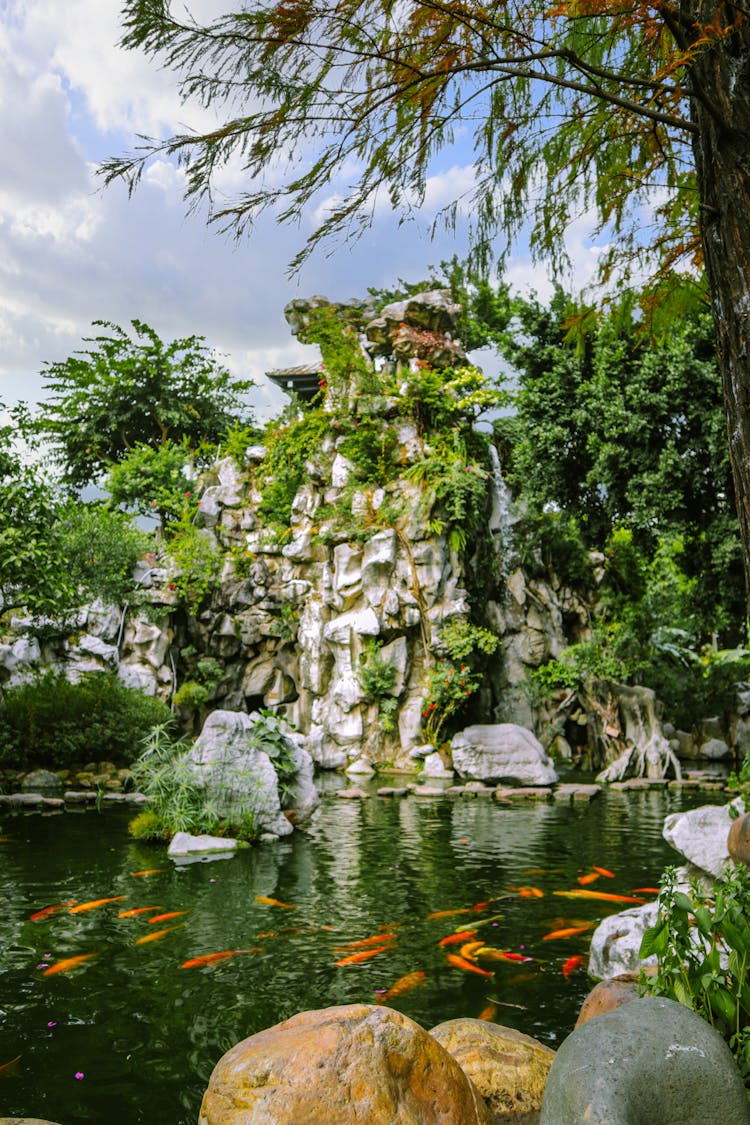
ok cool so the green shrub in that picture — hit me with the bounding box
[640,864,750,1090]
[0,670,171,770]
[172,680,209,710]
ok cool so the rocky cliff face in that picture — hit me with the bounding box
[0,291,590,770]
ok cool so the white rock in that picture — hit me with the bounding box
[422,752,453,778]
[323,607,380,644]
[331,453,354,488]
[698,738,731,761]
[663,802,736,879]
[450,724,559,785]
[346,756,375,776]
[77,634,119,663]
[168,832,239,857]
[589,901,659,979]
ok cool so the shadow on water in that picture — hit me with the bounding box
[0,784,711,1122]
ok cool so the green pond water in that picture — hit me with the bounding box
[0,777,710,1123]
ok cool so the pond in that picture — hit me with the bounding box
[0,778,711,1123]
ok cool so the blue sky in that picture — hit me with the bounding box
[0,0,605,421]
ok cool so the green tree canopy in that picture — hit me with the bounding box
[104,1,750,613]
[40,319,254,489]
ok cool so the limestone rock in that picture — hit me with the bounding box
[539,996,750,1124]
[199,1003,492,1125]
[662,801,736,879]
[451,725,558,786]
[588,902,659,980]
[430,1017,554,1122]
[698,736,730,760]
[21,769,63,792]
[168,832,239,857]
[728,811,750,865]
[422,752,454,778]
[185,710,319,838]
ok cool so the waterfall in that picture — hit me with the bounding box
[487,444,517,571]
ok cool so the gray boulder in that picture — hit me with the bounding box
[185,710,319,839]
[450,724,558,785]
[540,996,750,1124]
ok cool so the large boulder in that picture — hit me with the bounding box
[575,974,642,1028]
[199,1004,492,1124]
[185,710,319,838]
[430,1017,554,1122]
[540,996,750,1124]
[451,725,558,786]
[662,801,737,879]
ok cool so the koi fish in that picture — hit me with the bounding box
[631,887,661,894]
[426,908,473,920]
[118,906,164,918]
[148,911,189,924]
[43,953,97,976]
[562,955,584,978]
[592,867,615,878]
[478,1003,497,1021]
[335,933,397,951]
[69,896,125,914]
[375,970,427,1003]
[577,873,600,885]
[509,886,544,898]
[477,948,534,964]
[542,924,592,941]
[446,953,494,978]
[554,890,645,904]
[335,946,389,966]
[131,869,163,877]
[255,896,295,909]
[30,900,77,921]
[472,900,492,911]
[438,930,478,947]
[0,1054,21,1077]
[135,924,184,945]
[459,941,486,961]
[180,949,260,969]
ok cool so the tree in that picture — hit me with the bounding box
[494,288,745,639]
[103,2,750,611]
[40,319,254,488]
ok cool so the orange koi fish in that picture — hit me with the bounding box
[478,1003,497,1022]
[514,886,544,898]
[255,895,295,909]
[542,924,592,941]
[135,924,184,945]
[0,1054,22,1077]
[562,955,584,979]
[446,953,494,978]
[577,873,600,885]
[43,953,97,976]
[477,948,534,964]
[472,900,492,911]
[148,911,189,924]
[335,946,389,966]
[592,867,615,878]
[438,930,478,947]
[131,869,163,877]
[30,900,77,921]
[426,908,473,920]
[459,941,486,961]
[631,887,661,894]
[335,933,397,951]
[69,896,125,914]
[180,949,260,969]
[375,970,427,1003]
[118,906,164,918]
[554,890,645,904]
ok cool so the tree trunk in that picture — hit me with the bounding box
[689,11,750,618]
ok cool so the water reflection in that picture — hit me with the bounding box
[0,786,710,1123]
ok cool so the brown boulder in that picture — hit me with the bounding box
[199,1003,492,1124]
[575,973,642,1028]
[429,1018,554,1123]
[728,811,750,865]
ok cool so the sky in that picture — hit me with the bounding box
[0,0,607,422]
